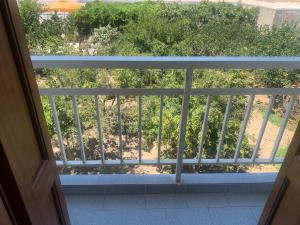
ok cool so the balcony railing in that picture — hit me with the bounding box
[32,56,300,182]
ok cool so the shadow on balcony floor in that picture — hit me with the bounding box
[66,190,268,225]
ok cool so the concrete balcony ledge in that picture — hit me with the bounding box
[61,172,277,195]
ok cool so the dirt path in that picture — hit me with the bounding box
[246,109,293,158]
[245,99,294,172]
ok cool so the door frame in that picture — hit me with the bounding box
[0,1,70,224]
[259,124,300,224]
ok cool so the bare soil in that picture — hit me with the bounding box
[244,96,294,172]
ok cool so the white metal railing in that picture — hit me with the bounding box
[32,56,300,182]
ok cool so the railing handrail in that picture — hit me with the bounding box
[31,55,300,69]
[39,87,300,96]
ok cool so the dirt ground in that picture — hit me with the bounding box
[244,95,294,172]
[245,110,293,172]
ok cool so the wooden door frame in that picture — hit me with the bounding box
[0,141,32,225]
[1,0,299,224]
[0,1,51,158]
[0,1,70,224]
[259,123,300,224]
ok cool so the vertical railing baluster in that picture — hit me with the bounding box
[117,96,123,164]
[138,96,142,164]
[157,95,164,164]
[216,95,233,162]
[251,95,275,161]
[95,95,105,164]
[234,95,254,162]
[72,96,86,163]
[175,68,193,183]
[270,95,296,162]
[49,95,67,164]
[198,95,211,163]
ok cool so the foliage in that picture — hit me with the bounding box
[276,146,288,158]
[19,0,44,49]
[19,0,75,54]
[81,25,120,55]
[70,0,161,37]
[18,0,300,173]
[260,108,282,127]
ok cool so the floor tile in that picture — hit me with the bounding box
[69,210,123,225]
[228,193,267,207]
[250,206,264,222]
[69,208,167,225]
[104,195,146,209]
[166,208,212,225]
[185,193,229,208]
[123,209,168,225]
[209,207,257,225]
[66,192,268,225]
[145,194,187,209]
[66,194,104,214]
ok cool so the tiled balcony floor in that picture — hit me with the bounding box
[66,191,268,225]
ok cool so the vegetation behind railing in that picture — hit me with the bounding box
[18,0,300,175]
[33,57,300,179]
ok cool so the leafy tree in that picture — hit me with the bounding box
[19,0,44,49]
[70,0,161,37]
[81,25,119,55]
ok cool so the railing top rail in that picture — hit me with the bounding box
[31,56,300,69]
[39,87,300,96]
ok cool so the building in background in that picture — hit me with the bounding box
[238,0,300,28]
[41,0,84,19]
[39,0,300,28]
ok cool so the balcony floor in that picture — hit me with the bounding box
[66,191,268,225]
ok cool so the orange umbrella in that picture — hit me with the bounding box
[44,0,84,13]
